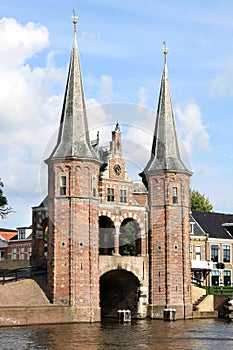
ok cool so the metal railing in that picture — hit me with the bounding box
[0,264,47,285]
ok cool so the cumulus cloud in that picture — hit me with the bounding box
[0,17,65,228]
[175,102,210,155]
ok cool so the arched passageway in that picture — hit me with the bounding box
[100,269,140,318]
[99,216,115,255]
[119,218,141,256]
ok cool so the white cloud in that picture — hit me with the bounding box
[137,86,148,106]
[175,102,210,155]
[0,17,49,67]
[0,18,65,228]
[98,75,113,103]
[209,63,233,97]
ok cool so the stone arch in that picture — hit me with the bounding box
[100,269,140,318]
[119,218,141,256]
[99,216,115,255]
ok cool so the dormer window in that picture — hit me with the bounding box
[190,222,195,235]
[172,187,178,204]
[60,176,67,196]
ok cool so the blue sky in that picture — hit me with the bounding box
[1,0,233,228]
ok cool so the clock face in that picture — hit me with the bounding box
[113,164,121,176]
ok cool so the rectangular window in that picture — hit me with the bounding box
[195,246,201,261]
[190,222,195,235]
[19,230,25,240]
[120,189,127,203]
[172,187,178,204]
[211,244,219,262]
[20,247,24,260]
[60,176,67,195]
[27,247,32,260]
[92,176,97,197]
[107,188,114,202]
[223,245,230,263]
[12,248,17,260]
[224,270,231,286]
[211,270,220,286]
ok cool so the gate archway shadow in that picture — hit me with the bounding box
[100,269,140,319]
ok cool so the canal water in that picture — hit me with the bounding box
[0,318,233,350]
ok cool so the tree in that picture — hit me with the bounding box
[0,179,12,219]
[190,189,213,212]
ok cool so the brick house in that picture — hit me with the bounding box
[6,227,32,261]
[0,227,32,262]
[190,211,233,288]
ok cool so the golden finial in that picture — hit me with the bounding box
[71,9,78,33]
[163,40,168,62]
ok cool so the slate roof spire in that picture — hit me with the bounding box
[142,42,190,176]
[49,11,98,160]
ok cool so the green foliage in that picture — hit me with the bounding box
[190,190,213,212]
[0,178,12,219]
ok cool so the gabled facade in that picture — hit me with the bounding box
[191,211,233,288]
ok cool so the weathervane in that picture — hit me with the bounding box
[163,40,168,62]
[71,9,78,33]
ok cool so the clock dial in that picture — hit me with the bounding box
[113,164,121,176]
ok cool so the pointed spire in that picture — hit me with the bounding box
[110,121,123,157]
[49,11,98,161]
[142,43,190,175]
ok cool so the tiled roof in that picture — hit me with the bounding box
[0,229,18,240]
[190,214,206,236]
[191,210,233,240]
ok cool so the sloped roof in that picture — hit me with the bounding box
[190,214,206,237]
[142,56,190,175]
[0,228,18,240]
[49,29,98,161]
[192,210,233,240]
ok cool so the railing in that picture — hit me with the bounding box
[191,277,203,287]
[0,264,47,285]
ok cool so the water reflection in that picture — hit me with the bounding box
[0,319,233,350]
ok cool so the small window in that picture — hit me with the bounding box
[211,245,219,262]
[12,248,17,260]
[19,230,25,240]
[60,176,67,196]
[190,222,195,235]
[223,245,230,263]
[107,188,114,202]
[20,247,24,260]
[120,189,127,203]
[92,176,97,197]
[172,187,178,204]
[195,246,201,261]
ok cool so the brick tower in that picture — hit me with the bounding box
[141,45,193,319]
[45,17,101,321]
